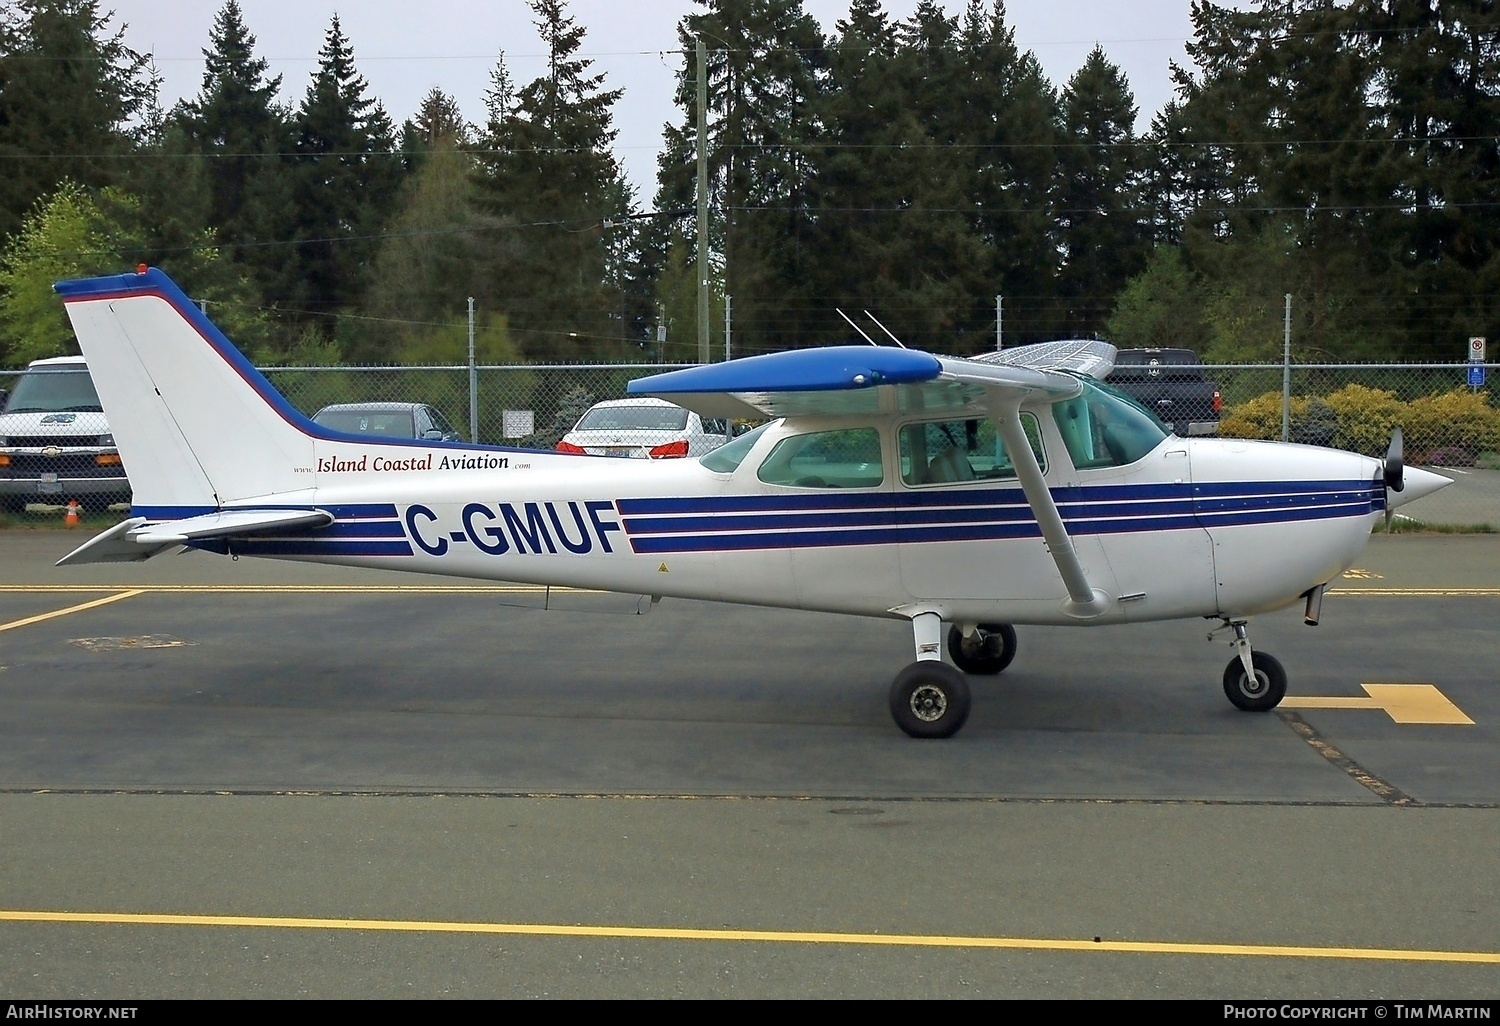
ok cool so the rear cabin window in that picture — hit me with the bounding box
[899,416,1045,486]
[1051,377,1168,469]
[699,422,769,473]
[756,428,884,489]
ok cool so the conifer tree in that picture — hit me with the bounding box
[1054,46,1148,336]
[473,0,633,360]
[0,0,149,241]
[173,1,287,269]
[284,15,403,342]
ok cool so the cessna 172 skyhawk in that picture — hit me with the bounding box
[53,268,1449,738]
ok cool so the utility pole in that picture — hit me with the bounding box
[1281,294,1292,443]
[696,37,710,365]
[996,295,1002,351]
[725,294,732,362]
[467,297,478,444]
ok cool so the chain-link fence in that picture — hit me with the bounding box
[3,361,1497,528]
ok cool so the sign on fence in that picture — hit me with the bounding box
[1469,364,1486,388]
[502,409,535,439]
[1469,336,1486,362]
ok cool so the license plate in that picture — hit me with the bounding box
[605,447,633,457]
[38,473,62,494]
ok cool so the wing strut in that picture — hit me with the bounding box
[994,403,1111,618]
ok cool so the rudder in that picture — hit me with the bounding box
[55,268,314,512]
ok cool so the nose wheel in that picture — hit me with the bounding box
[1218,620,1287,712]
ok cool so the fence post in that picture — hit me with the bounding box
[467,297,478,444]
[1281,293,1292,443]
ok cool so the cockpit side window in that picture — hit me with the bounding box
[1051,377,1168,469]
[756,427,884,489]
[898,415,1045,486]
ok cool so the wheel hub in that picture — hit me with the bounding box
[909,684,948,722]
[1240,670,1268,698]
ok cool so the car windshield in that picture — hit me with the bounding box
[3,368,102,413]
[315,409,415,437]
[576,405,688,432]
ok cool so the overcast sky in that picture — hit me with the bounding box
[104,1,1222,197]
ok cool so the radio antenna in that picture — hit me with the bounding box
[836,309,879,346]
[863,310,907,348]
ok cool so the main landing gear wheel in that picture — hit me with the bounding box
[889,662,971,739]
[1222,651,1287,712]
[946,623,1017,675]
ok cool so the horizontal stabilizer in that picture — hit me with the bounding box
[56,508,334,566]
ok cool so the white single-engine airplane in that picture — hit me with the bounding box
[54,268,1449,738]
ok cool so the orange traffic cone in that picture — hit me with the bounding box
[64,500,81,528]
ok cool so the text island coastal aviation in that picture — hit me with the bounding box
[54,268,1449,739]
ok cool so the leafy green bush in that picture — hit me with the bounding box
[1222,385,1499,461]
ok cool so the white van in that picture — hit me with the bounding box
[0,356,129,511]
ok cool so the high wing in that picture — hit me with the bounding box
[57,508,334,565]
[627,345,1102,421]
[630,343,1116,618]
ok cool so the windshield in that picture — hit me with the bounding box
[576,405,688,432]
[699,422,770,473]
[1051,377,1169,469]
[3,368,102,414]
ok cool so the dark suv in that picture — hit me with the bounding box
[1106,348,1222,437]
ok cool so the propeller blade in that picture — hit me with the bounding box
[1384,427,1405,494]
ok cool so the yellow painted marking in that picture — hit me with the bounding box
[0,910,1494,964]
[1340,568,1383,579]
[1330,588,1500,596]
[1282,684,1474,724]
[0,585,583,594]
[1362,684,1475,724]
[0,590,144,633]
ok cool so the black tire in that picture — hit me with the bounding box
[1222,651,1287,712]
[946,623,1018,675]
[889,661,972,739]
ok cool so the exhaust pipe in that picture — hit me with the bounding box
[1303,584,1325,626]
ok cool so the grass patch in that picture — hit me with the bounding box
[1374,516,1498,534]
[0,507,129,530]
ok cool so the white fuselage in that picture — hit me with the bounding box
[212,416,1384,627]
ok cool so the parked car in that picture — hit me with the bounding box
[0,355,129,511]
[312,402,463,442]
[557,397,730,458]
[1105,347,1222,437]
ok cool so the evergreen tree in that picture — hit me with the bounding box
[1054,46,1149,336]
[958,0,1061,345]
[0,0,150,241]
[284,15,403,342]
[658,0,824,354]
[473,0,633,360]
[173,0,288,275]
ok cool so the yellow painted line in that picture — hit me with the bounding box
[0,910,1495,964]
[1282,684,1474,725]
[0,584,582,594]
[1329,588,1500,596]
[0,590,145,633]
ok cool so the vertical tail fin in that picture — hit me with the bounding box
[55,268,314,512]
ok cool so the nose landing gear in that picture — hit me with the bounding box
[1217,620,1287,712]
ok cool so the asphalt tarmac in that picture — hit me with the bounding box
[0,529,1495,999]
